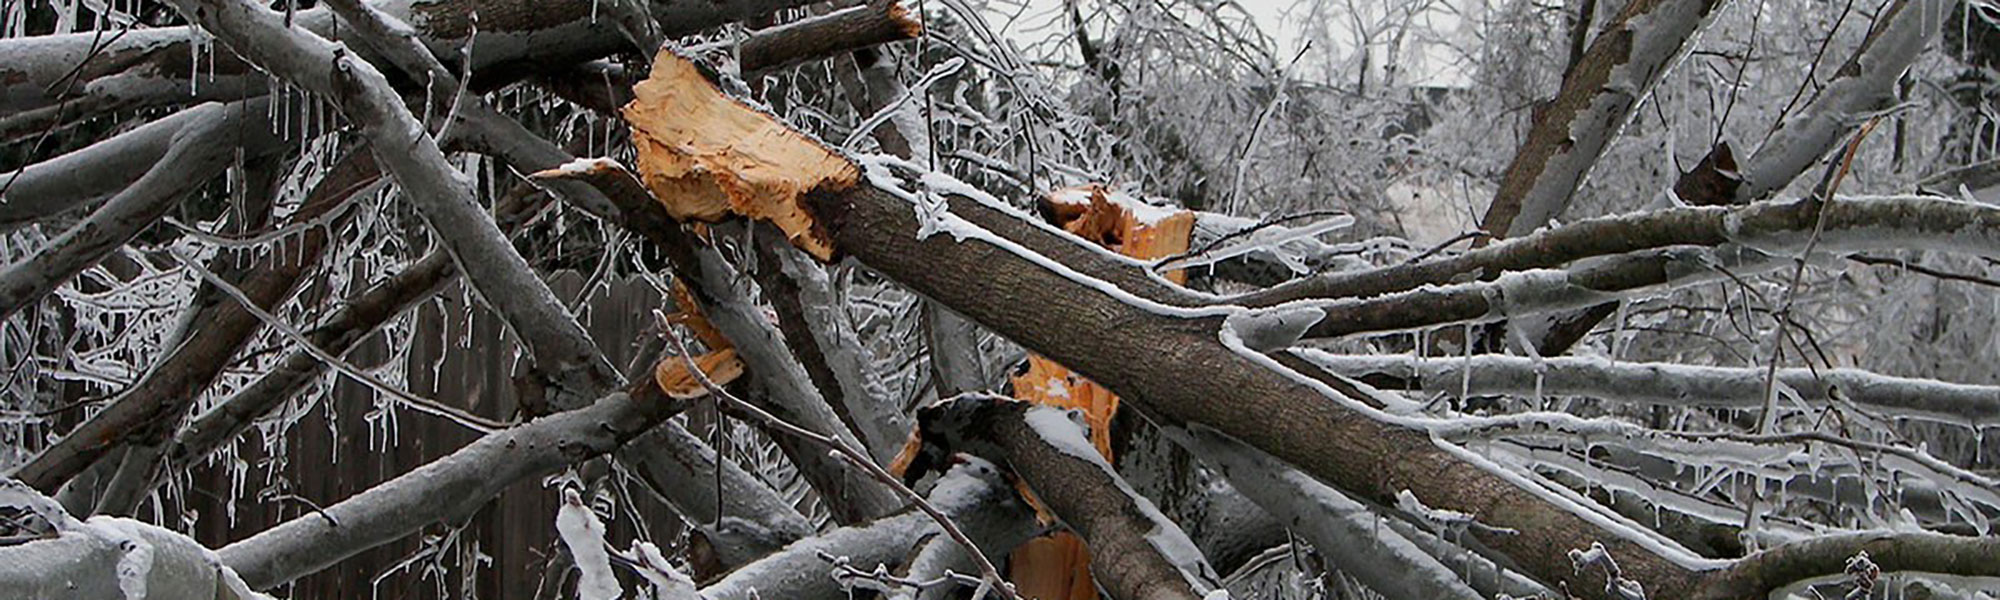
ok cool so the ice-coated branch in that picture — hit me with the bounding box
[0,98,279,230]
[1534,0,1951,354]
[666,333,1021,600]
[1292,245,1781,340]
[754,231,912,463]
[1159,423,1496,600]
[617,423,815,569]
[12,121,319,495]
[0,0,821,118]
[1305,352,2000,426]
[1480,0,1729,238]
[1239,195,2000,309]
[914,395,1224,600]
[218,378,694,589]
[0,102,234,323]
[85,152,368,516]
[164,164,553,473]
[160,0,622,408]
[317,0,623,220]
[683,229,905,523]
[696,460,1037,600]
[539,156,905,523]
[1690,531,2000,600]
[1732,0,1948,204]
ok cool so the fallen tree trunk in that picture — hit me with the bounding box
[617,48,2000,598]
[618,50,1711,598]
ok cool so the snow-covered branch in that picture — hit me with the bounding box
[1480,0,1730,237]
[0,481,267,599]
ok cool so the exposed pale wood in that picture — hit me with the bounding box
[654,350,746,399]
[625,52,860,259]
[1008,184,1195,600]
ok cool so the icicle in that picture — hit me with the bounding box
[1460,324,1473,402]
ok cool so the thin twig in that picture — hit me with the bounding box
[1846,254,2000,288]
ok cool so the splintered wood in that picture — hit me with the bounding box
[1010,184,1194,600]
[653,280,744,399]
[623,51,858,260]
[654,349,745,399]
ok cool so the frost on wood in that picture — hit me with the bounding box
[624,50,860,260]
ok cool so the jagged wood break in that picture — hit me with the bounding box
[623,52,858,260]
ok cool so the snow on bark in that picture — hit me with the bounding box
[625,540,698,600]
[0,480,270,600]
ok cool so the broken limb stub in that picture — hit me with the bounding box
[623,51,859,260]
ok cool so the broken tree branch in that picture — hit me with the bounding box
[915,395,1225,600]
[738,1,925,76]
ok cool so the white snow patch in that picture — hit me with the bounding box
[87,517,156,600]
[556,487,622,600]
[625,540,696,600]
